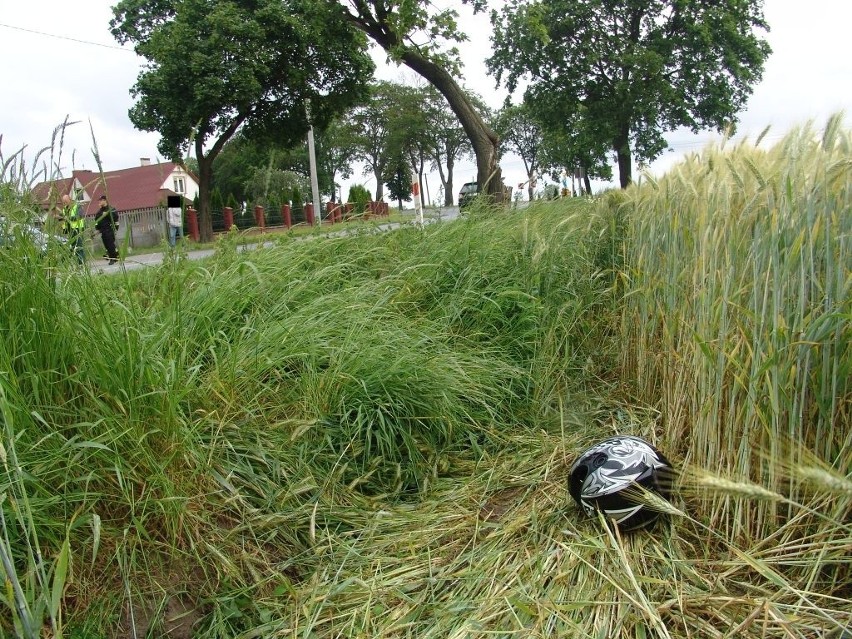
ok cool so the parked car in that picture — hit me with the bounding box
[458,182,479,209]
[0,216,67,256]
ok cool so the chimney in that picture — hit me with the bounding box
[140,157,151,166]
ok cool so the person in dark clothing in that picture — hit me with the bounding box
[95,195,120,264]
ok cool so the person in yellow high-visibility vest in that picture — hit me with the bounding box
[60,194,86,264]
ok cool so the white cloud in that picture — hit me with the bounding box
[0,0,161,175]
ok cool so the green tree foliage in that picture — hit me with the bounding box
[494,100,610,198]
[212,136,320,208]
[350,82,396,202]
[210,136,255,206]
[315,117,362,201]
[351,81,474,207]
[209,186,224,230]
[110,0,373,242]
[385,84,432,202]
[383,155,413,211]
[538,119,612,195]
[291,186,304,223]
[211,120,358,206]
[543,107,612,194]
[183,156,199,177]
[248,168,308,208]
[266,195,280,226]
[488,0,771,187]
[226,193,238,212]
[210,187,224,215]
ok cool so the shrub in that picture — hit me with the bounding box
[347,184,371,214]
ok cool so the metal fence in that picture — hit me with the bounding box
[119,206,167,249]
[105,205,312,248]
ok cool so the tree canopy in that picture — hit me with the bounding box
[385,84,432,205]
[498,98,612,196]
[422,86,475,206]
[315,118,361,202]
[111,0,373,240]
[349,82,397,203]
[493,103,544,202]
[332,0,506,199]
[488,0,771,187]
[210,122,354,209]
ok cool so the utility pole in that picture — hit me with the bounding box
[306,99,321,225]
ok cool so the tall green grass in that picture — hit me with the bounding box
[0,174,614,635]
[0,118,848,638]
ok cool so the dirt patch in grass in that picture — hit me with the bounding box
[479,486,526,522]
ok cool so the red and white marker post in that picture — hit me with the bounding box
[411,180,423,227]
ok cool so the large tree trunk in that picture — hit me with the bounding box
[373,166,384,201]
[401,51,502,201]
[613,124,632,189]
[194,118,242,243]
[195,142,215,243]
[344,12,503,201]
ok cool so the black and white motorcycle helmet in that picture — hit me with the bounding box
[569,435,674,531]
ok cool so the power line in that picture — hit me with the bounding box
[0,22,133,52]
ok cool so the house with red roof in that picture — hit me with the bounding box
[33,158,199,248]
[34,158,199,214]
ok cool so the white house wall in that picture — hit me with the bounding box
[159,167,200,202]
[72,177,92,205]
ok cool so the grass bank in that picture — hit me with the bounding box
[0,117,849,638]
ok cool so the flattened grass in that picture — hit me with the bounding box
[1,194,617,635]
[0,117,849,637]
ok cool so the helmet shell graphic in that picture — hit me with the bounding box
[569,435,674,531]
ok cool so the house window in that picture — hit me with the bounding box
[75,190,85,202]
[173,177,185,194]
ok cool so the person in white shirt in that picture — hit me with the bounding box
[166,203,183,247]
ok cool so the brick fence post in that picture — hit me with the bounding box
[223,206,234,231]
[186,207,200,241]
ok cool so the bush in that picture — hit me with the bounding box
[347,184,371,215]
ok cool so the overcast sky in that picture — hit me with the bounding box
[1,0,850,201]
